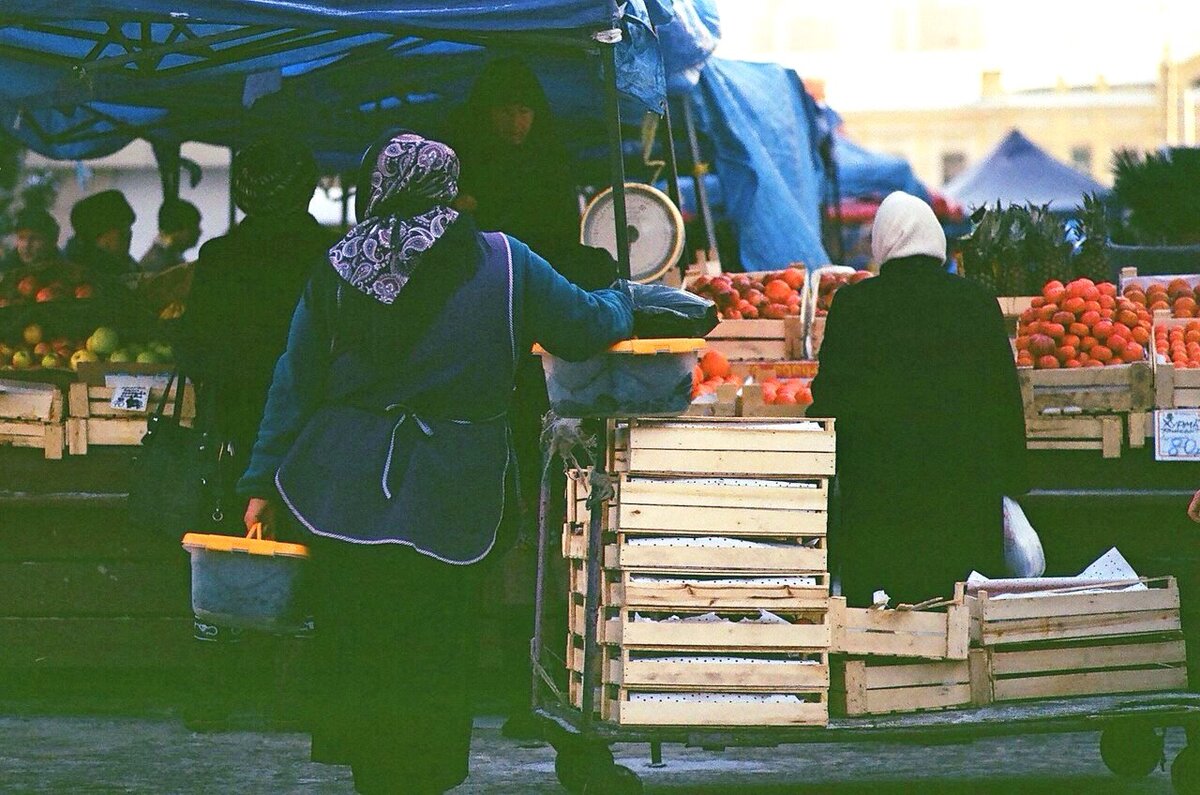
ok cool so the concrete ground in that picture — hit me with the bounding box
[0,714,1188,793]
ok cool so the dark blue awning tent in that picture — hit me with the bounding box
[944,129,1107,213]
[689,58,830,270]
[0,1,688,164]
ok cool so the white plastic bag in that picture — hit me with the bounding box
[1002,496,1046,578]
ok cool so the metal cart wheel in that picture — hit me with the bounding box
[1173,745,1200,794]
[554,740,615,794]
[1100,725,1164,778]
[582,764,644,794]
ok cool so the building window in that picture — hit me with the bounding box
[942,151,967,184]
[1071,145,1093,175]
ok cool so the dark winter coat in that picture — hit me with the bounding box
[808,256,1027,605]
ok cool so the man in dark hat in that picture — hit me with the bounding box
[139,198,202,273]
[1,208,61,275]
[65,189,138,286]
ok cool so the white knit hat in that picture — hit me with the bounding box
[871,191,947,265]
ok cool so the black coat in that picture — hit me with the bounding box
[809,257,1027,605]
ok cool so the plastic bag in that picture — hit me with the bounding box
[1002,496,1046,578]
[626,281,719,339]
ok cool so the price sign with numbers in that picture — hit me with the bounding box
[1155,409,1200,461]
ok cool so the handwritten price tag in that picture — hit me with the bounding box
[1154,410,1200,461]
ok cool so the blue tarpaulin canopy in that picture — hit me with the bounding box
[945,129,1107,213]
[690,58,830,270]
[833,133,931,203]
[0,0,688,163]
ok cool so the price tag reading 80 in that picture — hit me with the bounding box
[1155,410,1200,461]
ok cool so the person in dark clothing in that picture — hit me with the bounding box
[1,209,60,274]
[809,191,1027,607]
[64,190,138,287]
[236,131,633,794]
[174,139,328,731]
[139,198,202,273]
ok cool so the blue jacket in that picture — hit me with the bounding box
[238,234,633,498]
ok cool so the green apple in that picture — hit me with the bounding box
[135,351,162,365]
[108,349,133,363]
[41,353,64,369]
[86,326,120,356]
[69,349,100,371]
[11,349,33,368]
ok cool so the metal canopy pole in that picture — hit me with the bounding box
[681,97,717,259]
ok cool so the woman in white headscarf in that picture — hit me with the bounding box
[809,191,1027,606]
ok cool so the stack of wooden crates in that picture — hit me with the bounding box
[830,578,1186,715]
[564,417,836,727]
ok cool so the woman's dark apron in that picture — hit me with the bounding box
[275,232,517,565]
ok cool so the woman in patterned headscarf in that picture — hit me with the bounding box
[237,131,633,794]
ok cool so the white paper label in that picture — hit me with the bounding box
[1155,409,1200,461]
[109,385,150,413]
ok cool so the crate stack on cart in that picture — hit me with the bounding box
[564,417,836,727]
[827,576,1186,716]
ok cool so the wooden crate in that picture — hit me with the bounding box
[981,633,1188,704]
[613,417,836,477]
[739,383,810,417]
[969,577,1181,647]
[829,597,969,661]
[0,379,65,460]
[831,651,989,716]
[997,296,1036,325]
[1152,310,1200,408]
[1024,414,1125,458]
[598,606,832,652]
[567,643,830,692]
[685,383,740,417]
[614,534,826,575]
[66,381,196,455]
[704,317,803,362]
[604,684,828,727]
[1018,363,1154,418]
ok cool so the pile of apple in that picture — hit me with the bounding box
[688,267,806,320]
[1015,278,1150,369]
[759,376,813,406]
[691,350,743,399]
[1121,277,1200,318]
[1155,322,1200,368]
[0,273,94,308]
[814,270,873,316]
[0,324,174,371]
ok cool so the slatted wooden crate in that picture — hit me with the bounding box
[1152,310,1200,408]
[969,577,1181,647]
[66,381,195,455]
[829,597,969,661]
[591,606,832,652]
[602,684,828,727]
[567,643,830,692]
[1025,414,1125,459]
[613,535,826,575]
[612,417,836,477]
[739,383,810,417]
[1017,363,1154,419]
[0,379,65,459]
[831,651,989,716]
[685,383,740,417]
[979,633,1188,703]
[703,317,803,361]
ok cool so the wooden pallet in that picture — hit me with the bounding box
[980,633,1188,703]
[1025,414,1125,458]
[831,651,988,716]
[0,379,65,460]
[1018,363,1154,418]
[613,417,836,477]
[969,577,1181,647]
[66,381,195,455]
[704,317,803,362]
[829,597,969,661]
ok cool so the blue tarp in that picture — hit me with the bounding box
[0,0,688,162]
[945,129,1107,213]
[691,59,829,269]
[833,133,931,203]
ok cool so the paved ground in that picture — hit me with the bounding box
[0,714,1189,793]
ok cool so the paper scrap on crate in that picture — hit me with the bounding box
[109,385,149,412]
[966,547,1147,599]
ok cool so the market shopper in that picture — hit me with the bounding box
[174,139,329,730]
[809,191,1026,606]
[237,131,633,794]
[1,208,61,274]
[64,189,138,286]
[139,198,202,273]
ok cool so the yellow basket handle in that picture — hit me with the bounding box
[247,522,263,540]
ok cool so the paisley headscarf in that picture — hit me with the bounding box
[329,133,460,304]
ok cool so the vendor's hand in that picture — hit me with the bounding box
[452,193,478,213]
[1188,490,1200,524]
[244,497,277,539]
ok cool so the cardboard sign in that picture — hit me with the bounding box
[109,385,150,413]
[1154,409,1200,461]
